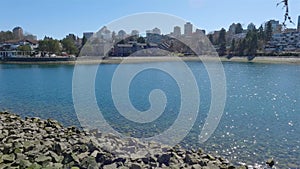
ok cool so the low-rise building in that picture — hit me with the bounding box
[112,42,148,56]
[264,31,300,52]
[0,39,38,51]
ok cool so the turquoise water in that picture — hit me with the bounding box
[0,62,299,168]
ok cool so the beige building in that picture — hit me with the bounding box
[184,22,193,36]
[173,26,181,37]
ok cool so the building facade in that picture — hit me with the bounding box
[173,26,181,37]
[264,31,300,52]
[184,22,193,36]
[265,20,282,33]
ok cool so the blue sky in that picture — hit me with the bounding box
[1,0,299,39]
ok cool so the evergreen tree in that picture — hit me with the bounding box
[235,23,243,34]
[245,29,258,56]
[218,28,227,56]
[0,31,14,42]
[17,45,32,51]
[265,21,273,42]
[61,37,79,55]
[82,36,87,47]
[237,39,246,56]
[229,39,235,54]
[137,36,146,43]
[218,28,226,44]
[208,34,214,45]
[111,31,116,42]
[38,37,61,55]
[258,25,265,40]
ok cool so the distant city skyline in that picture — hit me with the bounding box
[1,0,300,39]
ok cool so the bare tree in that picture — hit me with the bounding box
[277,0,293,26]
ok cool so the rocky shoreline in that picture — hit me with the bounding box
[1,56,300,65]
[0,112,271,169]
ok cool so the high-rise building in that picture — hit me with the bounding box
[265,20,282,33]
[152,27,161,35]
[13,27,23,40]
[184,22,193,36]
[173,26,181,37]
[297,15,300,32]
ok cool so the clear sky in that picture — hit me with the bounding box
[1,0,299,39]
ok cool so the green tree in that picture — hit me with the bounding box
[218,28,226,44]
[111,31,116,42]
[38,37,61,54]
[208,34,214,44]
[137,36,146,43]
[0,31,14,42]
[61,37,78,55]
[257,25,265,40]
[229,39,235,54]
[237,39,246,56]
[218,28,227,56]
[128,35,138,42]
[235,23,243,34]
[82,36,87,47]
[117,39,125,44]
[17,45,31,51]
[257,25,265,51]
[245,29,258,56]
[265,21,273,42]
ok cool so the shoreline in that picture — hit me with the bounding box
[0,111,264,168]
[0,56,300,65]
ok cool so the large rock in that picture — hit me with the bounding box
[2,154,15,163]
[0,112,243,169]
[103,163,117,169]
[130,163,142,169]
[35,155,52,164]
[185,154,198,165]
[80,156,98,168]
[266,158,275,167]
[157,153,171,166]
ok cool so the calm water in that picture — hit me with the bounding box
[0,62,299,168]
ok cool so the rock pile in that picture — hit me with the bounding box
[0,112,252,168]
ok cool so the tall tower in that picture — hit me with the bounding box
[184,22,193,36]
[13,26,23,40]
[173,26,181,37]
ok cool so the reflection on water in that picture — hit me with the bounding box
[0,62,299,168]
